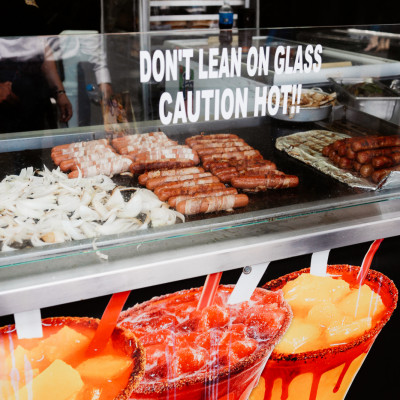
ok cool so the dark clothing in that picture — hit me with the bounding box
[0,2,56,133]
[0,56,55,133]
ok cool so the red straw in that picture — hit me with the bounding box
[356,239,384,286]
[197,272,223,311]
[86,290,131,356]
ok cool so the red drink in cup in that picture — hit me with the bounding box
[118,285,293,400]
[0,316,145,400]
[251,265,398,400]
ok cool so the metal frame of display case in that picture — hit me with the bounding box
[1,198,400,316]
[1,25,400,319]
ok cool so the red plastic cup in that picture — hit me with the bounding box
[254,265,398,400]
[118,285,293,400]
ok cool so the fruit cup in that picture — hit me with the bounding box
[0,316,145,400]
[251,265,398,400]
[118,285,293,400]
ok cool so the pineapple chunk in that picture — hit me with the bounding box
[307,302,344,328]
[275,318,323,354]
[76,355,132,381]
[30,326,90,365]
[337,285,385,320]
[327,316,372,344]
[8,359,83,400]
[283,274,350,316]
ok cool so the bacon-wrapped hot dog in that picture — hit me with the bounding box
[146,172,212,190]
[185,133,240,146]
[155,182,226,201]
[191,140,246,151]
[59,153,120,171]
[168,187,238,207]
[175,194,249,215]
[231,174,299,191]
[196,145,253,157]
[51,145,115,164]
[68,157,133,179]
[202,150,262,166]
[130,159,198,173]
[154,176,220,195]
[138,167,205,185]
[51,138,108,154]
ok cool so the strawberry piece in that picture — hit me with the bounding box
[245,304,286,339]
[175,347,206,375]
[198,304,230,331]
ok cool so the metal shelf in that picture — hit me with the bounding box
[1,198,400,316]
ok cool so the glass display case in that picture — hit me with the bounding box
[1,23,400,400]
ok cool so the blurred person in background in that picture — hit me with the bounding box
[0,0,72,133]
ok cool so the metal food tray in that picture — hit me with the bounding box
[1,109,400,266]
[329,77,400,123]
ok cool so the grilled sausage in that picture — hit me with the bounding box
[351,136,400,152]
[155,182,226,201]
[175,194,249,215]
[138,167,205,185]
[372,165,400,183]
[168,187,238,208]
[153,176,220,195]
[130,159,198,173]
[191,140,246,151]
[185,133,240,146]
[201,150,262,167]
[359,164,374,178]
[146,172,212,190]
[231,174,299,190]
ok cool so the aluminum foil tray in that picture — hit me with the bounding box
[275,129,378,190]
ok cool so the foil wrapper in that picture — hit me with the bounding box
[275,130,379,190]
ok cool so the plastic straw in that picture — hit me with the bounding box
[86,290,131,356]
[357,239,384,286]
[197,272,223,311]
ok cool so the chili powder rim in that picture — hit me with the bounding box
[262,264,398,362]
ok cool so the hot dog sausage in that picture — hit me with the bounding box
[355,147,400,164]
[130,159,198,173]
[191,140,246,151]
[168,187,238,208]
[175,194,249,215]
[351,136,400,152]
[68,157,132,178]
[359,164,374,178]
[201,150,262,166]
[153,176,221,196]
[51,139,109,154]
[138,167,205,185]
[146,172,212,190]
[231,174,299,190]
[185,133,240,146]
[196,145,253,157]
[372,165,400,183]
[155,182,226,201]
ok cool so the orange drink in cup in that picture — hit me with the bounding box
[118,285,293,400]
[0,316,145,400]
[251,265,398,400]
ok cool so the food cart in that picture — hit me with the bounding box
[0,24,399,399]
